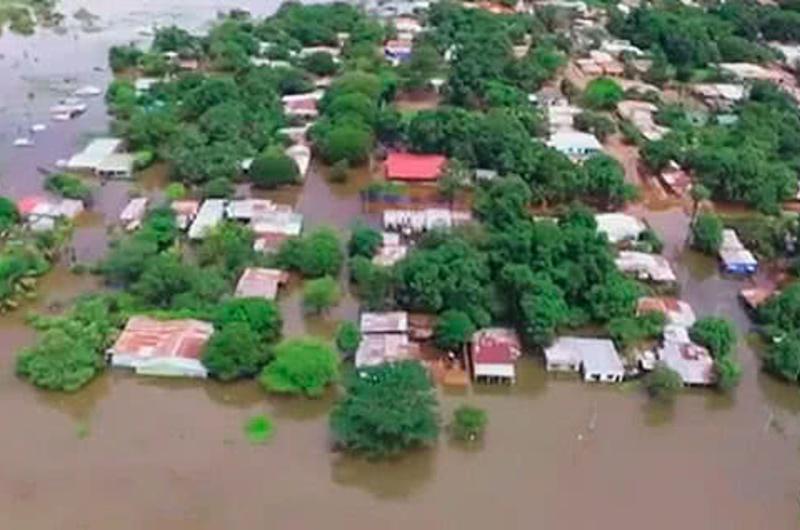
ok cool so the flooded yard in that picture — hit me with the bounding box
[0,2,799,529]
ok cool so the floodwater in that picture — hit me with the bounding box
[1,2,800,529]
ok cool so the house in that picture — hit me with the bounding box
[637,296,696,327]
[250,210,303,237]
[373,232,408,267]
[600,39,643,57]
[286,144,311,180]
[56,199,85,220]
[393,16,423,34]
[615,251,677,283]
[253,233,290,254]
[719,229,758,275]
[474,168,498,181]
[235,267,288,300]
[655,325,714,386]
[65,138,123,172]
[134,77,160,94]
[384,39,414,64]
[384,152,447,182]
[119,198,148,231]
[544,336,624,383]
[690,83,747,110]
[355,333,419,368]
[659,160,692,197]
[771,42,800,71]
[595,213,646,244]
[360,311,408,335]
[547,131,603,159]
[107,316,213,378]
[298,45,341,58]
[278,124,312,144]
[739,287,776,311]
[281,91,324,119]
[96,153,135,179]
[470,328,522,384]
[383,208,472,234]
[188,199,225,240]
[226,199,291,221]
[170,200,200,230]
[547,103,581,132]
[616,100,669,141]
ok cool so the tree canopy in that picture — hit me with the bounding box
[259,337,339,397]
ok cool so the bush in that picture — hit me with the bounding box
[434,310,475,352]
[330,361,440,457]
[574,111,616,141]
[244,414,274,444]
[16,329,103,392]
[329,159,349,183]
[259,337,339,397]
[165,182,187,200]
[277,226,344,278]
[690,316,736,359]
[302,276,341,314]
[348,221,382,258]
[202,322,268,381]
[691,213,723,254]
[250,148,299,189]
[643,363,683,402]
[303,51,338,76]
[450,405,487,442]
[583,77,623,110]
[335,320,361,355]
[0,196,20,232]
[44,173,91,202]
[202,177,234,198]
[214,297,283,344]
[714,356,742,391]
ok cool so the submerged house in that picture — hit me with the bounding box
[470,328,522,384]
[719,229,758,275]
[595,213,646,244]
[107,316,213,378]
[188,199,226,240]
[547,131,602,159]
[544,336,624,383]
[654,325,714,386]
[355,311,416,368]
[65,138,133,178]
[615,251,677,283]
[119,197,148,231]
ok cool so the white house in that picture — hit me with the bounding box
[547,131,603,159]
[595,213,646,244]
[615,251,677,283]
[188,199,225,240]
[544,336,624,383]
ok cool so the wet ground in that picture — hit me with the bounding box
[1,2,800,529]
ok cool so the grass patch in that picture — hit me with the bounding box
[244,414,274,445]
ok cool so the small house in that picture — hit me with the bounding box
[470,328,522,384]
[659,161,692,197]
[360,311,408,335]
[384,152,447,182]
[170,200,200,230]
[227,199,289,221]
[250,210,303,237]
[595,213,646,244]
[65,138,123,172]
[636,296,696,327]
[96,153,135,179]
[719,229,758,275]
[119,197,148,231]
[107,316,213,378]
[544,336,624,383]
[188,199,225,240]
[616,100,669,141]
[235,267,288,301]
[286,144,311,181]
[355,333,418,368]
[615,251,677,283]
[547,131,603,159]
[373,232,408,267]
[655,325,714,386]
[739,287,775,311]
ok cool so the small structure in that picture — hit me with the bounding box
[250,210,303,237]
[188,199,225,240]
[637,296,696,327]
[600,39,644,57]
[474,168,498,181]
[470,328,522,384]
[718,62,784,83]
[226,199,291,221]
[96,153,135,179]
[719,229,758,275]
[547,131,603,159]
[384,152,446,182]
[373,232,408,267]
[235,267,288,300]
[134,78,160,94]
[547,103,581,132]
[107,316,213,378]
[286,144,311,180]
[595,213,646,244]
[360,311,408,335]
[170,200,200,230]
[56,199,85,220]
[655,325,714,386]
[119,197,148,231]
[278,124,312,144]
[659,161,692,197]
[65,138,123,172]
[393,15,423,34]
[617,100,669,141]
[298,45,341,58]
[739,287,775,311]
[281,91,324,120]
[383,208,472,234]
[544,336,624,383]
[690,83,747,110]
[615,251,677,283]
[355,333,418,368]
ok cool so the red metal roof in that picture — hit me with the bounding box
[472,328,521,365]
[385,152,446,181]
[110,316,213,360]
[17,196,48,216]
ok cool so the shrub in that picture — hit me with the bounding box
[302,276,341,314]
[450,405,488,442]
[202,322,268,381]
[643,363,683,402]
[691,213,723,254]
[250,148,299,189]
[335,320,361,355]
[259,337,339,397]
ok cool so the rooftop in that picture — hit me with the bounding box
[595,212,646,244]
[615,251,677,283]
[385,152,447,181]
[235,267,288,300]
[658,341,714,386]
[355,333,418,368]
[545,336,623,374]
[360,311,409,334]
[636,296,696,327]
[471,328,521,365]
[109,316,214,361]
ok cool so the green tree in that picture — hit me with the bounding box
[335,320,361,355]
[203,177,235,198]
[764,333,800,383]
[583,77,623,110]
[450,404,487,442]
[643,363,683,402]
[434,310,475,352]
[259,337,339,397]
[197,222,255,278]
[44,173,92,202]
[690,184,711,222]
[690,316,736,358]
[202,322,268,381]
[277,226,344,278]
[165,182,187,200]
[303,276,341,314]
[16,328,103,392]
[349,256,393,310]
[691,213,723,254]
[714,356,742,391]
[214,297,283,344]
[330,360,440,458]
[303,51,338,76]
[348,221,382,258]
[250,148,299,189]
[317,124,373,165]
[0,196,20,232]
[438,159,469,205]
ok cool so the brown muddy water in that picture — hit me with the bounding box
[1,2,800,529]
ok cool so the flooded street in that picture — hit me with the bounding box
[1,2,800,529]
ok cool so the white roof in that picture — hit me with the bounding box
[57,199,85,220]
[545,337,623,375]
[615,251,677,283]
[66,138,123,169]
[188,199,225,240]
[547,131,602,152]
[383,208,472,233]
[474,363,516,378]
[355,333,415,368]
[120,198,148,223]
[595,213,646,244]
[286,144,311,179]
[360,311,408,334]
[97,153,135,174]
[250,211,303,237]
[226,199,290,220]
[658,341,714,386]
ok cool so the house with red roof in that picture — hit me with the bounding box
[470,328,522,384]
[384,152,446,182]
[107,316,213,378]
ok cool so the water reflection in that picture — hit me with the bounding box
[642,398,675,427]
[34,371,110,422]
[331,448,436,500]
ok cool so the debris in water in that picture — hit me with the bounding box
[30,123,47,133]
[73,85,102,97]
[13,137,34,147]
